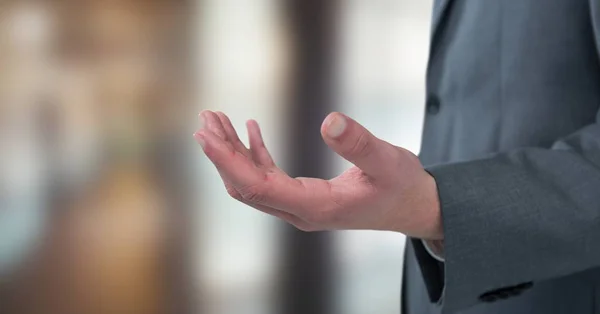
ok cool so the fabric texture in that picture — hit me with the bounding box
[403,0,600,313]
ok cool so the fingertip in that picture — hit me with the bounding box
[322,112,347,139]
[215,111,226,119]
[321,112,336,132]
[246,119,261,136]
[325,111,343,119]
[204,111,229,140]
[217,111,236,132]
[199,109,212,118]
[193,131,206,149]
[245,119,275,166]
[250,119,265,134]
[199,114,206,129]
[246,119,259,128]
[195,128,223,156]
[199,110,218,130]
[195,128,216,142]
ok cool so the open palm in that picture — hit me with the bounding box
[194,110,442,239]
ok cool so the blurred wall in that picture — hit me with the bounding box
[0,0,432,313]
[0,1,195,313]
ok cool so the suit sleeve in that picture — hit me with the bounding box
[411,2,600,312]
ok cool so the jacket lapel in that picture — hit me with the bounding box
[430,0,454,53]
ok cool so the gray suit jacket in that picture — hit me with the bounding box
[403,0,600,313]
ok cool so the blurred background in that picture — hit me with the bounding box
[0,0,431,313]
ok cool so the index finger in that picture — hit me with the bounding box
[195,128,330,214]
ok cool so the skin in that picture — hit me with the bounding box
[194,110,443,241]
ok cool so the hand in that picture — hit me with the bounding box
[194,111,443,240]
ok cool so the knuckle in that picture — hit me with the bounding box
[347,131,372,157]
[302,211,321,224]
[303,210,336,226]
[320,209,341,225]
[295,224,317,232]
[398,147,420,164]
[238,184,268,204]
[202,143,212,156]
[225,186,242,200]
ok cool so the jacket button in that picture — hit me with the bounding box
[479,294,498,303]
[426,95,441,114]
[515,282,534,291]
[497,291,513,299]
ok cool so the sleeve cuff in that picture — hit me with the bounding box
[422,239,445,262]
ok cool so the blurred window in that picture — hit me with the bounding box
[197,1,432,314]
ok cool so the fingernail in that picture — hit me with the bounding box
[199,113,206,129]
[326,114,346,138]
[194,132,205,149]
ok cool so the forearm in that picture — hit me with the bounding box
[412,116,600,312]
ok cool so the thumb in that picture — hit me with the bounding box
[321,112,392,177]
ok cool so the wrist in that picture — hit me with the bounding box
[420,172,443,240]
